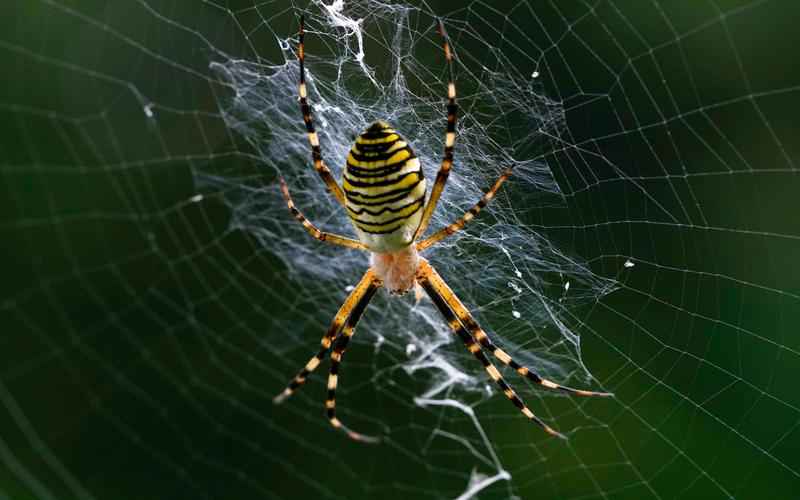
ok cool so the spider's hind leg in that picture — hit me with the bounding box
[297,15,347,206]
[413,20,458,241]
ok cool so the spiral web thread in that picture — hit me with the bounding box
[1,1,799,499]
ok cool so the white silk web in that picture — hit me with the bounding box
[2,1,799,499]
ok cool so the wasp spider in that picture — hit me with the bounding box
[274,16,612,443]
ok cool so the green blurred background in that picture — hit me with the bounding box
[2,0,799,499]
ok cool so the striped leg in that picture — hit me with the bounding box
[416,259,565,438]
[279,177,366,251]
[298,16,347,206]
[325,278,381,443]
[414,21,458,240]
[273,270,377,404]
[417,168,513,252]
[420,260,613,398]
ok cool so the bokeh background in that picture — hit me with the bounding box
[2,1,799,499]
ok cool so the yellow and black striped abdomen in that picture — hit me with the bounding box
[343,121,426,252]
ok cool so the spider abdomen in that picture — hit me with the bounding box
[343,121,426,252]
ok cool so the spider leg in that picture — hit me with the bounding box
[419,260,613,398]
[325,277,382,443]
[417,168,513,252]
[416,259,565,438]
[297,15,347,206]
[413,20,458,241]
[279,177,367,251]
[273,270,377,404]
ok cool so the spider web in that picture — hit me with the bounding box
[2,0,799,499]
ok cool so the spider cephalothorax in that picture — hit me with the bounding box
[274,16,612,443]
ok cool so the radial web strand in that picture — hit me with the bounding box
[1,1,799,499]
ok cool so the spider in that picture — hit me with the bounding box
[273,16,612,443]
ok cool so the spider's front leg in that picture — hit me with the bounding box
[416,259,612,437]
[273,268,383,443]
[273,269,377,404]
[324,280,382,443]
